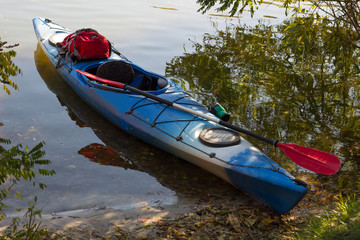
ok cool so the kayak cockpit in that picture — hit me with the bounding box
[84,60,169,91]
[46,31,169,92]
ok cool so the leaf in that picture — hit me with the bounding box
[246,218,257,227]
[14,191,23,200]
[261,217,274,225]
[233,224,243,233]
[226,214,239,226]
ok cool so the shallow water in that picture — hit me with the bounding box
[1,0,289,215]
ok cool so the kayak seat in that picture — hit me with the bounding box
[97,61,134,84]
[132,74,168,91]
[95,61,168,91]
[132,75,152,90]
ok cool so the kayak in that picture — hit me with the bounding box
[32,17,308,214]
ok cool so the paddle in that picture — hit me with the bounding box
[76,69,341,175]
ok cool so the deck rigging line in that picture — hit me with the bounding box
[125,90,288,177]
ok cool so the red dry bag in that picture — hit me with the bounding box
[61,28,110,62]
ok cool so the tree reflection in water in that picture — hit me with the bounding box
[166,15,360,192]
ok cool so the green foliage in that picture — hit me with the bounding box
[196,0,296,16]
[0,38,21,95]
[1,197,47,240]
[0,137,55,239]
[196,1,360,45]
[1,37,54,238]
[311,1,360,42]
[291,195,360,240]
[0,138,55,218]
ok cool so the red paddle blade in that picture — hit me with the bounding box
[76,70,125,89]
[277,142,341,175]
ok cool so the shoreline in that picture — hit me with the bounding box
[0,192,269,239]
[0,197,215,239]
[1,178,335,239]
[0,194,297,239]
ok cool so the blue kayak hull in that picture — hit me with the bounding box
[33,17,308,214]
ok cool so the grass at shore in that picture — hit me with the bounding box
[285,194,360,240]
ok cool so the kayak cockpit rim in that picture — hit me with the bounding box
[77,60,171,94]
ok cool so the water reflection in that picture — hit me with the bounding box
[34,44,244,202]
[196,0,286,16]
[166,17,360,192]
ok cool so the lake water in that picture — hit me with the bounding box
[2,0,356,218]
[1,0,290,215]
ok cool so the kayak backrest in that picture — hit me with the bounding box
[157,77,168,89]
[97,61,134,84]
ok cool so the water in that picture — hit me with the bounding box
[2,0,357,217]
[165,5,360,197]
[0,0,290,215]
